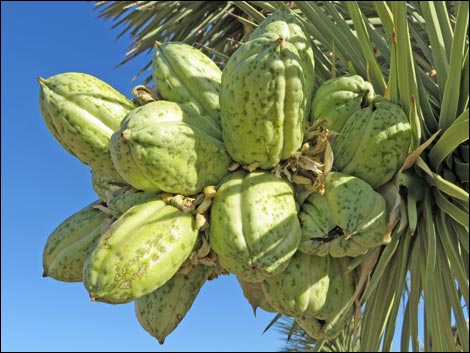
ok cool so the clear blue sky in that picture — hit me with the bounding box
[1,2,284,351]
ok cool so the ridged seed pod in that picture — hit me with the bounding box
[250,6,315,115]
[262,252,355,320]
[220,33,307,169]
[135,265,210,344]
[110,101,231,195]
[152,41,222,121]
[332,98,411,188]
[42,200,112,282]
[295,306,354,340]
[91,169,128,202]
[298,172,387,257]
[236,276,276,314]
[83,198,198,304]
[310,75,375,130]
[38,72,135,180]
[210,170,301,282]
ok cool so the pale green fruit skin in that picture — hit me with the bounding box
[319,96,366,133]
[83,199,198,304]
[332,98,411,188]
[106,188,161,215]
[262,252,355,320]
[110,100,231,195]
[236,276,277,314]
[135,265,210,344]
[152,42,222,121]
[250,6,315,115]
[296,305,355,340]
[311,75,375,133]
[220,33,307,169]
[210,170,301,282]
[299,172,387,257]
[91,169,129,201]
[42,200,112,282]
[38,72,135,180]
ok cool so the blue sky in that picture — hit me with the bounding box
[1,2,284,351]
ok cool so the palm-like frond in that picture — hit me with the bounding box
[275,316,361,352]
[94,1,262,82]
[94,1,469,351]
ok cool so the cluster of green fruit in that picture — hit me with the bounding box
[40,7,411,344]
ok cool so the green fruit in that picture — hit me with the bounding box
[110,100,231,195]
[38,72,135,180]
[106,188,161,215]
[210,170,301,282]
[83,198,198,304]
[91,169,128,201]
[296,306,354,340]
[332,98,411,188]
[262,252,355,320]
[298,172,387,257]
[135,265,210,344]
[250,6,315,115]
[152,41,222,122]
[311,75,375,126]
[236,276,276,314]
[220,33,307,169]
[42,200,112,282]
[319,96,366,133]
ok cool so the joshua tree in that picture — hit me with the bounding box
[94,2,469,351]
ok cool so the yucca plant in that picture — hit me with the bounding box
[94,1,468,351]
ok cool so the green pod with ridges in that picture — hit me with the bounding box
[262,252,355,320]
[42,200,112,282]
[298,172,387,257]
[250,6,315,115]
[311,75,374,118]
[210,170,301,283]
[38,72,135,180]
[135,265,210,344]
[152,41,222,122]
[91,169,129,201]
[236,276,277,314]
[106,188,161,215]
[220,33,306,169]
[110,101,231,195]
[295,305,355,340]
[83,198,198,304]
[332,98,411,188]
[320,96,366,133]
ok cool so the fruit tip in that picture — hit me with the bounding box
[37,77,45,84]
[157,338,165,345]
[42,270,48,278]
[120,129,131,140]
[90,293,96,302]
[251,305,258,317]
